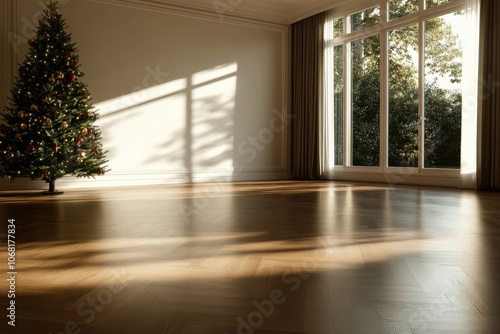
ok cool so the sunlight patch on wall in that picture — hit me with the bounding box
[91,63,238,177]
[191,63,238,169]
[94,79,188,173]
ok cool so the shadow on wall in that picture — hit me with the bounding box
[95,63,238,183]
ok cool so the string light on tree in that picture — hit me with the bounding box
[0,0,109,194]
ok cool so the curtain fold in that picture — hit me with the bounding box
[319,10,336,180]
[477,0,500,190]
[291,12,326,179]
[460,0,481,188]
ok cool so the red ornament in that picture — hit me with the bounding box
[76,137,82,146]
[96,167,104,175]
[70,74,76,81]
[26,144,35,153]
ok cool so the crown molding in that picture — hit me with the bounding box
[89,0,288,30]
[90,0,354,25]
[287,0,352,23]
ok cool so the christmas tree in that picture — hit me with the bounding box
[0,1,109,194]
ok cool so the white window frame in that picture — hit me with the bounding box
[329,0,467,187]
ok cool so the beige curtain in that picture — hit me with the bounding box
[292,12,326,179]
[460,0,481,188]
[477,0,500,190]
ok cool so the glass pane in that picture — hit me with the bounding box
[389,0,418,20]
[334,45,344,165]
[351,6,380,32]
[351,34,380,167]
[388,24,419,167]
[334,18,344,38]
[424,11,463,169]
[426,0,454,9]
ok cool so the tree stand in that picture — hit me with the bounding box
[43,180,64,195]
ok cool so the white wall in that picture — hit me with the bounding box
[1,0,291,190]
[1,1,17,125]
[0,3,6,112]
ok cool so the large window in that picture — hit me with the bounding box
[332,0,465,171]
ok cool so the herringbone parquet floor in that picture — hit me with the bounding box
[1,181,500,334]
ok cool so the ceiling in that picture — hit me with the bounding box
[149,0,352,25]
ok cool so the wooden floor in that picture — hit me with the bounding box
[1,181,500,334]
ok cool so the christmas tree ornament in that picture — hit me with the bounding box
[0,1,109,194]
[26,144,36,153]
[43,118,53,128]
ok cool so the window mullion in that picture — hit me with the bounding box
[418,17,425,172]
[345,15,352,166]
[380,1,388,170]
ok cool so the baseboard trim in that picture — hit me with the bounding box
[0,169,293,191]
[330,170,460,188]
